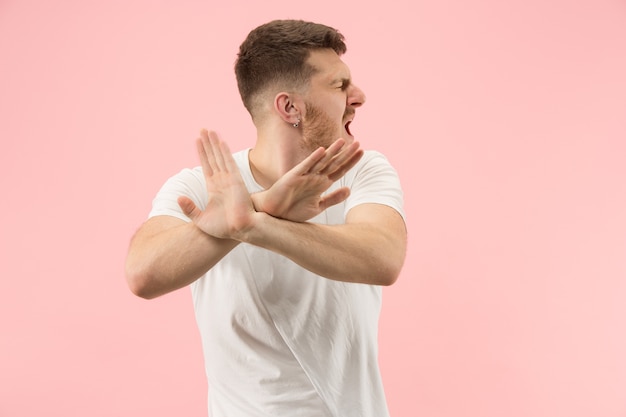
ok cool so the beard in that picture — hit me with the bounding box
[301,101,341,151]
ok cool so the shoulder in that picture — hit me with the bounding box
[341,149,405,220]
[358,149,390,166]
[344,149,401,186]
[351,150,398,177]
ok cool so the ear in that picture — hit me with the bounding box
[274,92,302,125]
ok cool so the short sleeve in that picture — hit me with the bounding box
[148,167,206,222]
[344,151,405,221]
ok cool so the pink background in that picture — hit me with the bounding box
[1,0,625,416]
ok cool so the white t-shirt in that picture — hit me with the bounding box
[149,149,405,417]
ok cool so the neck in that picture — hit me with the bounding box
[248,123,307,190]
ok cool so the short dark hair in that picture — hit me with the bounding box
[235,20,347,117]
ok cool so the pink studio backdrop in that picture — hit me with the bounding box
[1,1,625,416]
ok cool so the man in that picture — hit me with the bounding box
[126,19,407,417]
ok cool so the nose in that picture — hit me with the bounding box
[348,84,366,108]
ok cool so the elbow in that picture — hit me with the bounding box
[378,268,401,286]
[126,273,154,300]
[376,253,405,286]
[382,275,399,287]
[363,261,401,286]
[125,262,159,300]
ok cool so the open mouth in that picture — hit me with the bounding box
[344,120,353,136]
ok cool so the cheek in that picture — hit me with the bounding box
[321,95,345,118]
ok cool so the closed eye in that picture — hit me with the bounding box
[334,78,351,91]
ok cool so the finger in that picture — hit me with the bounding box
[308,138,345,174]
[196,134,213,177]
[327,148,364,181]
[328,140,360,167]
[207,130,227,172]
[318,187,351,210]
[324,137,346,157]
[199,129,222,175]
[218,139,239,174]
[314,140,361,177]
[290,146,326,176]
[178,195,201,220]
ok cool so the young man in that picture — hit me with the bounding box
[126,19,407,417]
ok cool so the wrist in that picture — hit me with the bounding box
[235,211,268,244]
[250,191,266,213]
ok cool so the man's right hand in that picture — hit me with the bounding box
[177,130,258,240]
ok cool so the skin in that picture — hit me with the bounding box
[125,49,407,299]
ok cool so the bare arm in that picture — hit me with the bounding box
[241,203,407,285]
[177,131,406,286]
[125,216,238,299]
[125,130,364,298]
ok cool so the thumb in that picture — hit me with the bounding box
[319,187,351,211]
[177,196,200,220]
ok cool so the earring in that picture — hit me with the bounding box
[292,118,300,128]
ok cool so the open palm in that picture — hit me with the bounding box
[178,130,256,240]
[256,138,363,222]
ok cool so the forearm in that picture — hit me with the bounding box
[241,207,406,285]
[125,218,238,299]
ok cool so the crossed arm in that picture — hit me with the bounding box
[125,130,407,299]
